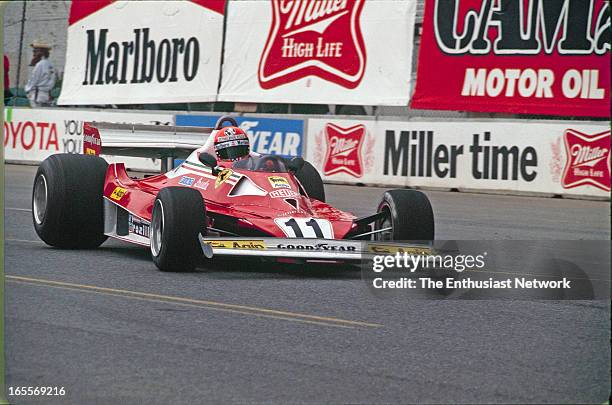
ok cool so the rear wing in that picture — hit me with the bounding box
[83,115,239,171]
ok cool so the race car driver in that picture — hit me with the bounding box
[213,126,250,162]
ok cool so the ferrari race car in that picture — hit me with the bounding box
[31,116,434,272]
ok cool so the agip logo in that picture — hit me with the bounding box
[258,0,366,89]
[561,129,610,192]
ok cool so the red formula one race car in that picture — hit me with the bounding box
[32,116,434,271]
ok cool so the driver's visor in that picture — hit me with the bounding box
[215,139,249,161]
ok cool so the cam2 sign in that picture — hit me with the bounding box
[411,0,611,117]
[176,115,304,158]
[58,1,225,105]
[306,118,610,198]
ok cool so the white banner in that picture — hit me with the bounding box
[58,1,225,105]
[306,118,611,199]
[218,0,415,105]
[3,107,174,171]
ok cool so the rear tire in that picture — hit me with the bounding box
[150,187,207,272]
[375,189,434,241]
[32,153,108,248]
[295,161,325,202]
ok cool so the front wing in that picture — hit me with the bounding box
[199,236,433,261]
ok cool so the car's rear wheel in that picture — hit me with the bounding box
[295,160,325,202]
[32,153,108,248]
[374,189,434,241]
[150,187,207,272]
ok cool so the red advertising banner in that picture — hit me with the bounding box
[411,0,611,118]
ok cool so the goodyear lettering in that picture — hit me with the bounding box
[276,243,357,252]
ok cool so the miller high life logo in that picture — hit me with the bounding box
[258,0,366,89]
[323,123,366,177]
[562,129,610,192]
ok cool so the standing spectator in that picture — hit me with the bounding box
[25,40,56,107]
[3,55,12,101]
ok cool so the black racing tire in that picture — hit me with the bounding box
[295,160,326,202]
[375,189,434,241]
[150,187,207,272]
[32,153,108,248]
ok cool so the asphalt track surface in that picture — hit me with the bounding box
[4,164,611,404]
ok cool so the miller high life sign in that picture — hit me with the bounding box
[258,0,366,89]
[323,123,366,177]
[562,129,611,191]
[218,1,416,105]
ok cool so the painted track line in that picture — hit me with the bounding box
[6,275,383,329]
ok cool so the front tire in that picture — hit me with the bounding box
[32,153,108,248]
[150,187,207,272]
[375,189,434,241]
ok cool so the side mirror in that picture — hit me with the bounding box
[287,157,305,173]
[198,152,220,175]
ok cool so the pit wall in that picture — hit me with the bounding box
[3,107,610,200]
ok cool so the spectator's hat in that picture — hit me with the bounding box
[30,40,52,50]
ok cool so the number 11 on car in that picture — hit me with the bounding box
[274,217,334,238]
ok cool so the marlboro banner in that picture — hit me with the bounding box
[58,0,226,105]
[218,0,416,105]
[411,0,611,118]
[306,118,610,199]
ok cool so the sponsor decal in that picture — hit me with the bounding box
[179,176,196,186]
[128,214,150,239]
[215,168,234,188]
[194,177,210,190]
[269,189,300,198]
[276,242,357,252]
[561,129,611,191]
[176,115,303,158]
[258,0,366,89]
[268,176,290,189]
[367,244,432,255]
[83,122,101,155]
[209,240,266,250]
[110,186,127,201]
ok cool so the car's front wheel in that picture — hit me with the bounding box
[374,189,434,241]
[150,187,207,272]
